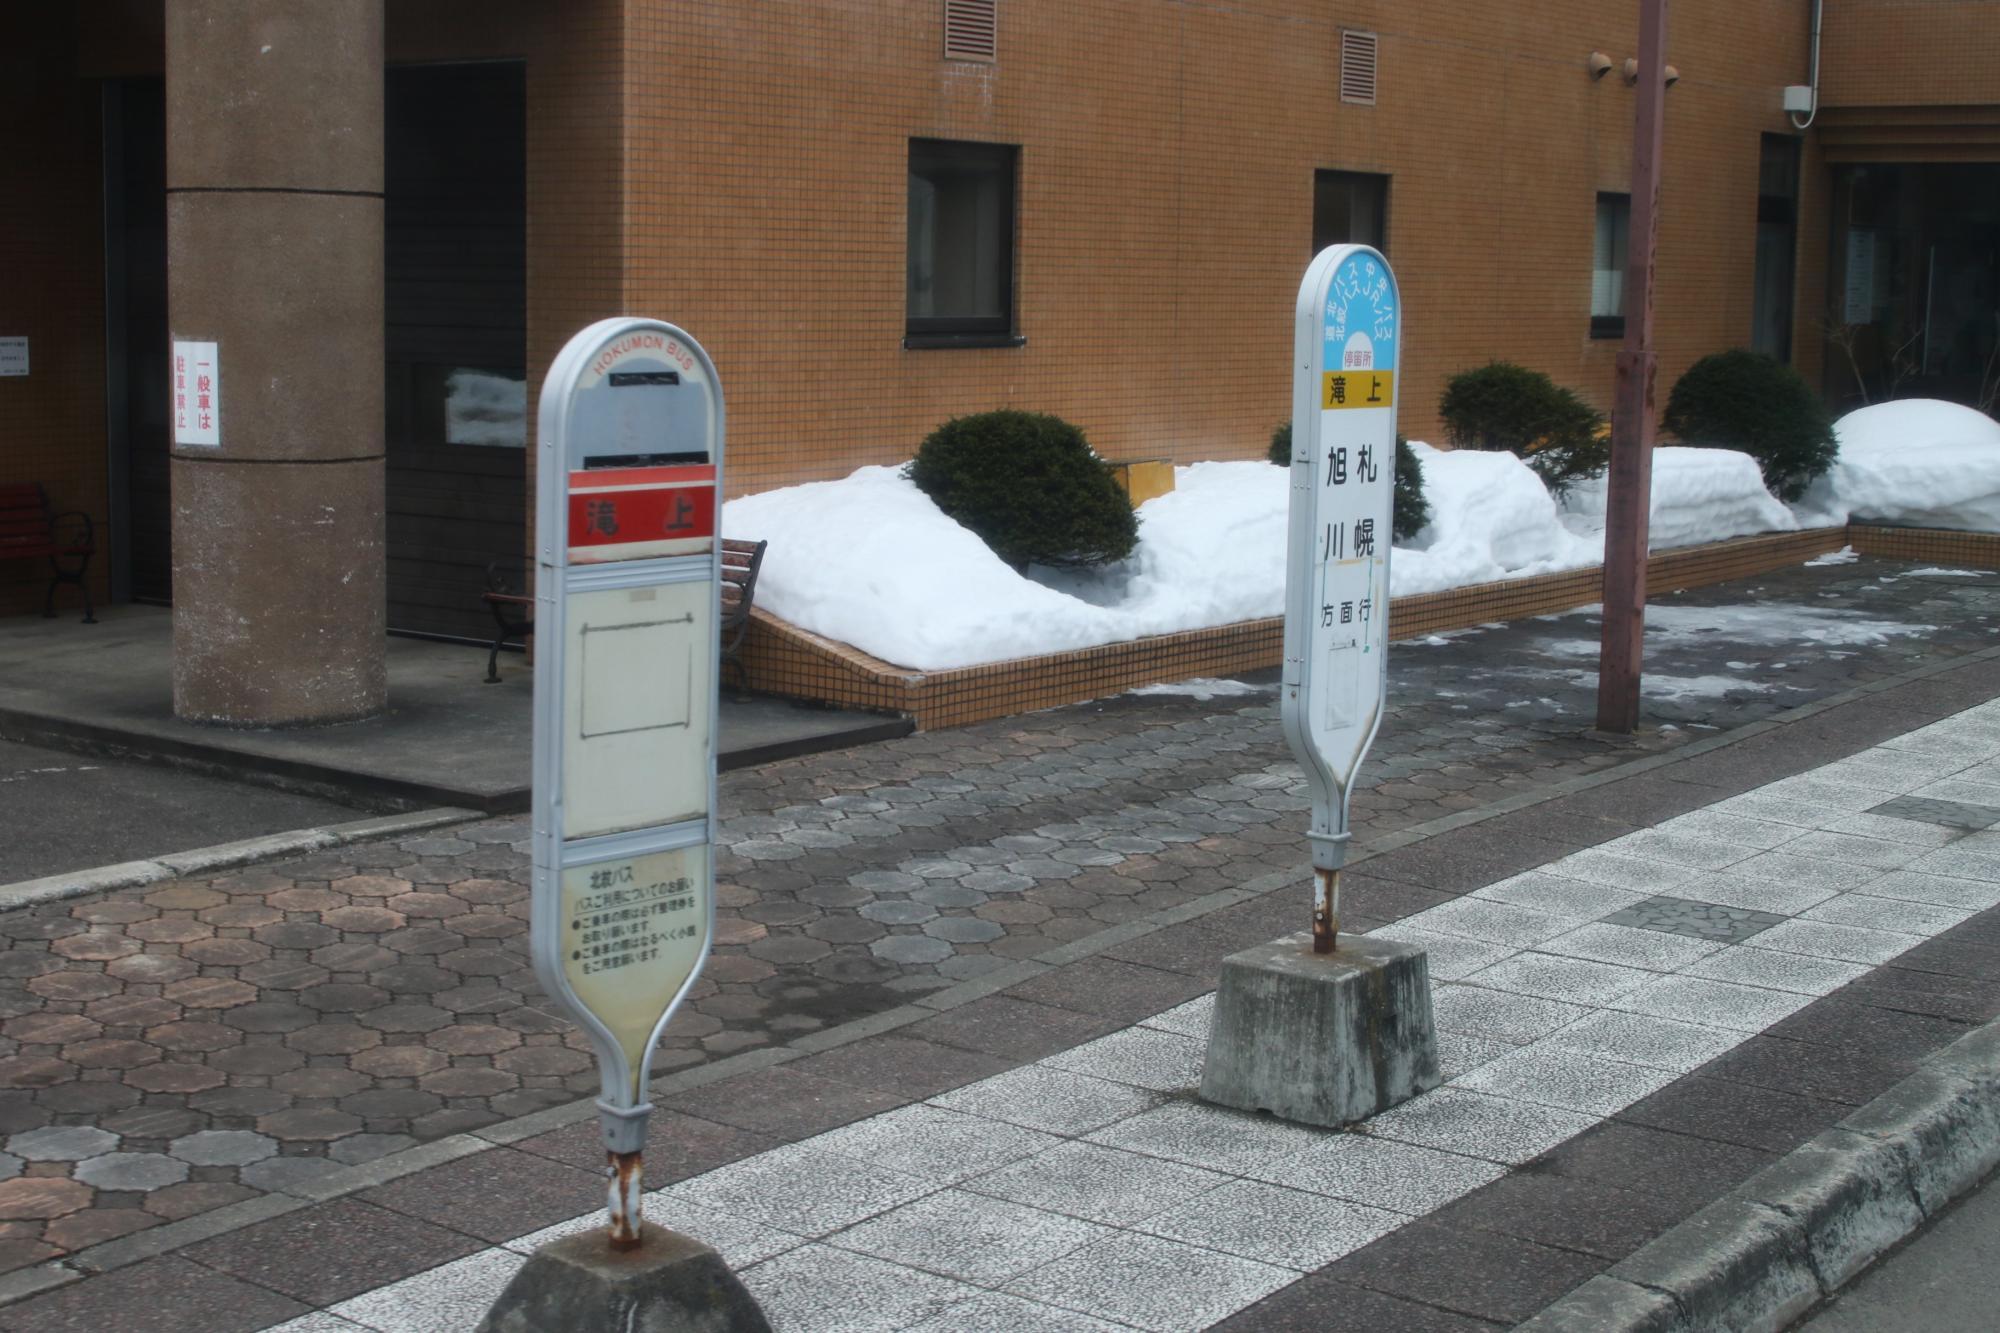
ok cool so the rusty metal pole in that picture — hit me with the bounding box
[1597,0,1670,734]
[1312,866,1341,953]
[608,1149,643,1249]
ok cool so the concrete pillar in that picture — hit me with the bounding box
[166,1,386,724]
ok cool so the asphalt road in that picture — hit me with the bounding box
[1795,1169,2000,1331]
[0,737,365,884]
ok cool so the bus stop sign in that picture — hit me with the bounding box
[530,318,724,1247]
[1280,246,1400,952]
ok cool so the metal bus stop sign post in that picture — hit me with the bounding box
[1281,244,1397,953]
[530,318,724,1250]
[1198,246,1438,1129]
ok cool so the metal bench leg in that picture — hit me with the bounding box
[45,556,96,623]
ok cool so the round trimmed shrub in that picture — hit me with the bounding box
[1662,349,1837,502]
[906,410,1137,571]
[1439,362,1608,494]
[1269,423,1430,542]
[1392,438,1431,540]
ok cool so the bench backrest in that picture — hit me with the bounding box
[720,538,767,625]
[0,484,52,554]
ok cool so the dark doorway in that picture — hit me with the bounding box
[1827,162,2000,409]
[384,61,528,641]
[1313,170,1389,257]
[103,78,170,605]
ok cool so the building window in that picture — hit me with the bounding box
[1313,170,1388,256]
[1592,192,1630,339]
[1752,134,1801,362]
[907,139,1019,347]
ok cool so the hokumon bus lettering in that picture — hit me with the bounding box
[589,331,696,379]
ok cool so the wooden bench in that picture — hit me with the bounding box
[719,537,768,691]
[480,537,768,688]
[0,483,96,623]
[481,560,534,684]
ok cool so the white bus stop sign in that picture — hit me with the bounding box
[530,318,723,1244]
[1280,246,1400,951]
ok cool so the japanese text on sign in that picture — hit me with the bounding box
[569,865,702,976]
[172,340,221,447]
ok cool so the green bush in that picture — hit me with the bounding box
[1662,349,1837,502]
[1392,438,1431,539]
[1269,423,1431,542]
[905,410,1137,571]
[1439,362,1608,494]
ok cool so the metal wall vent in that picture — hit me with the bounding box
[944,1,998,63]
[1340,29,1378,105]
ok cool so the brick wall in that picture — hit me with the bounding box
[8,1,1993,629]
[0,10,108,619]
[1820,0,2000,107]
[618,0,1850,497]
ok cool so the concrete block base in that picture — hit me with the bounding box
[1199,932,1440,1128]
[477,1226,771,1333]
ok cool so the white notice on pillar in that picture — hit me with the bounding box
[172,340,221,447]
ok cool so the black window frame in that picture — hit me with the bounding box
[905,137,1022,349]
[1591,191,1631,340]
[1751,133,1802,362]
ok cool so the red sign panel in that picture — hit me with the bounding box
[568,486,715,550]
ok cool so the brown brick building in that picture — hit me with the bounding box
[3,1,1996,720]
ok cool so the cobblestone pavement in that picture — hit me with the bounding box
[0,555,1994,1275]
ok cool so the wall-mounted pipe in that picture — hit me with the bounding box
[1789,0,1822,129]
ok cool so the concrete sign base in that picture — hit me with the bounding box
[1200,933,1441,1128]
[477,1226,771,1333]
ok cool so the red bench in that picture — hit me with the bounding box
[0,483,95,623]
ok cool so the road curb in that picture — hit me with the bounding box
[0,807,481,913]
[1517,1017,2000,1332]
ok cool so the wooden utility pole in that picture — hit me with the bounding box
[1598,0,1669,734]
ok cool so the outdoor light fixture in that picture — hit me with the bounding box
[1588,51,1614,79]
[1622,57,1640,84]
[1664,64,1681,86]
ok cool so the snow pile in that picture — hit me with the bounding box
[1561,447,1798,549]
[1796,399,2000,531]
[1394,444,1601,594]
[1128,678,1271,700]
[723,452,1616,670]
[721,466,1104,670]
[722,462,1297,670]
[719,410,1983,671]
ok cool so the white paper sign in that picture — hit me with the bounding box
[0,337,27,377]
[172,340,221,446]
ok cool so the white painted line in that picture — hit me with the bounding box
[0,807,479,913]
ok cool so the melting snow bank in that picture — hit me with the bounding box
[1561,447,1797,550]
[1796,399,2000,531]
[1395,444,1601,594]
[722,456,1613,670]
[721,402,1993,671]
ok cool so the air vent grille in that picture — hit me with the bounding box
[944,1,997,63]
[1340,30,1379,105]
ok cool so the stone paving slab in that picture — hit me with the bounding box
[0,556,1997,1323]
